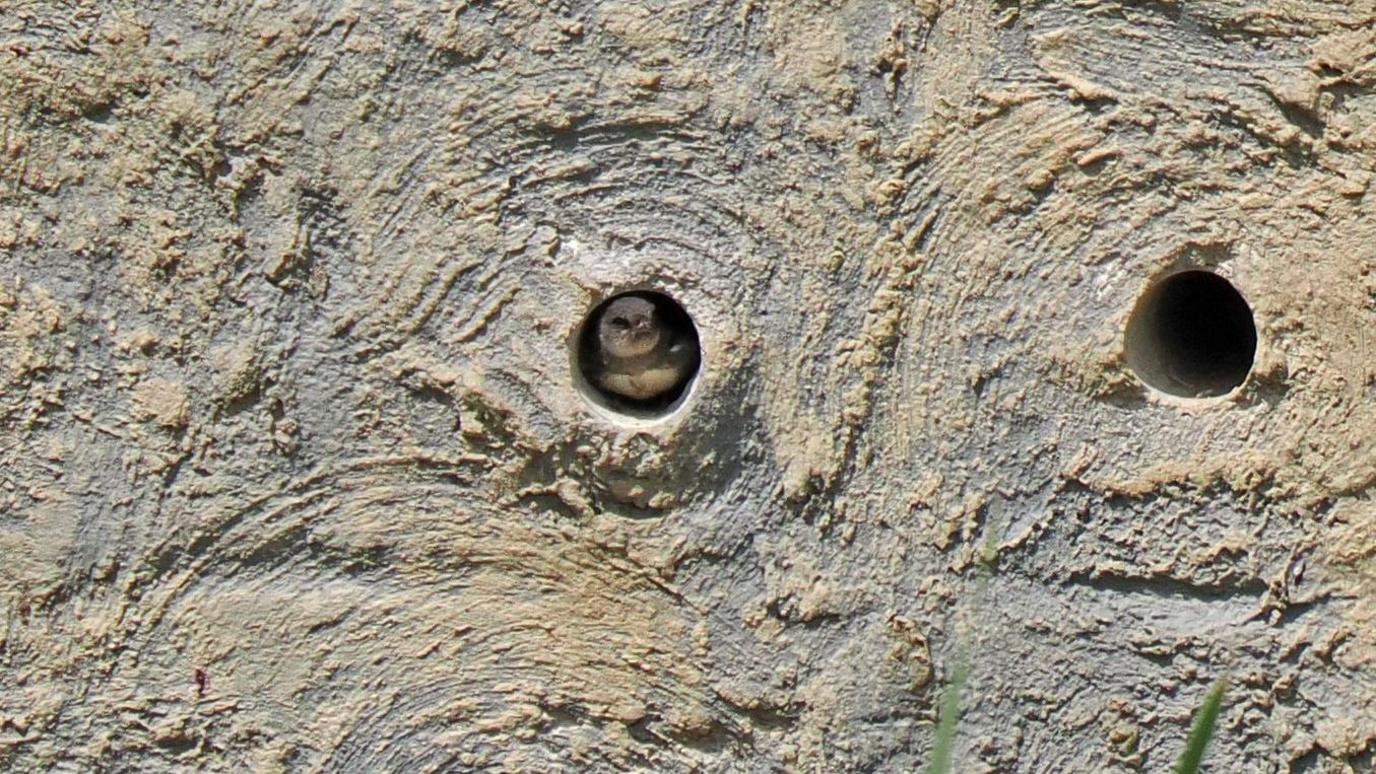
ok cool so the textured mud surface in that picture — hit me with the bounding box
[2,1,1375,771]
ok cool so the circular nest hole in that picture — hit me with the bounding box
[574,291,702,421]
[1124,270,1257,398]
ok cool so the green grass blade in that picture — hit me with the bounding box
[926,665,967,774]
[927,528,994,774]
[1175,679,1227,774]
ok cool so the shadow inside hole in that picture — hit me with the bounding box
[575,291,702,421]
[1125,270,1257,398]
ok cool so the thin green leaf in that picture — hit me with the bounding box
[926,664,967,774]
[1175,679,1227,774]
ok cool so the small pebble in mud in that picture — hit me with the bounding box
[578,291,700,415]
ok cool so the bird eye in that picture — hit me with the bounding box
[610,317,631,329]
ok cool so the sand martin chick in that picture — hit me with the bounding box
[589,295,698,402]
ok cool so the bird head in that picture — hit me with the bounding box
[599,296,661,358]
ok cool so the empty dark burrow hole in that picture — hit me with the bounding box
[1125,270,1257,399]
[574,290,702,421]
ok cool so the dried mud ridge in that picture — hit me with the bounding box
[1,1,1375,771]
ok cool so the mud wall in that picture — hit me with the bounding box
[1,0,1374,770]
